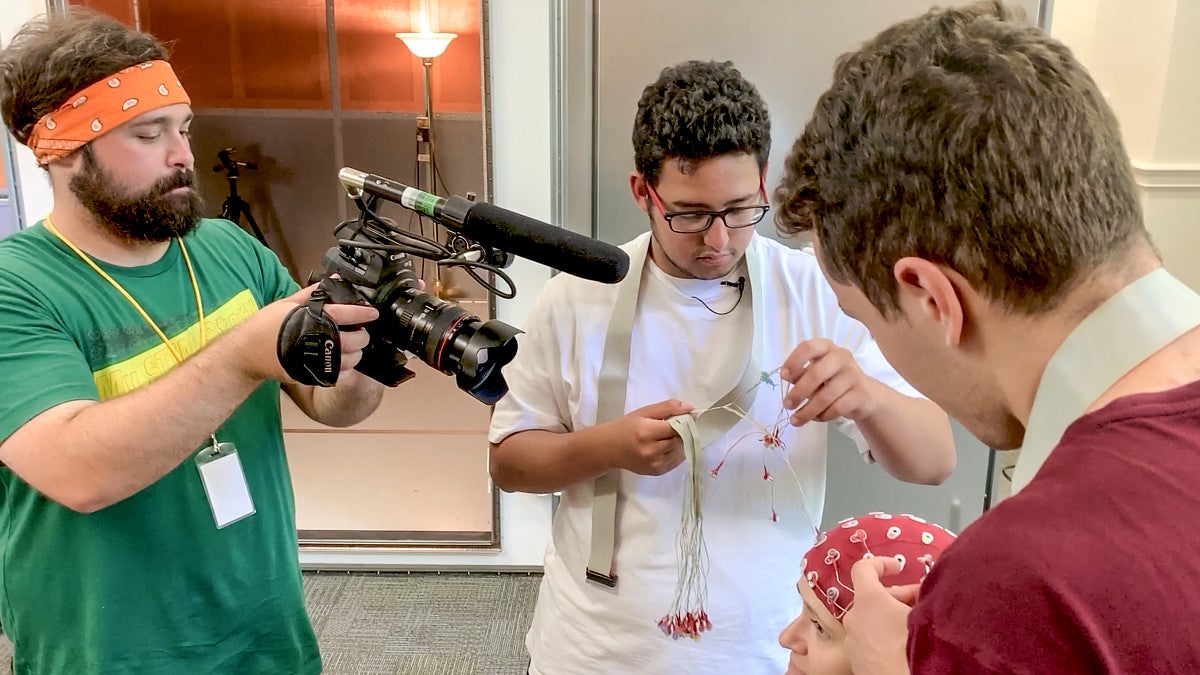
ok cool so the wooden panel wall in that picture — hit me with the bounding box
[70,0,135,25]
[336,0,483,113]
[70,0,482,113]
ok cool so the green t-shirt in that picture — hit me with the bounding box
[0,218,317,674]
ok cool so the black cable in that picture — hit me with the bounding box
[341,183,515,299]
[350,199,448,258]
[983,448,997,512]
[430,140,453,196]
[335,238,444,258]
[412,152,429,279]
[426,148,511,298]
[438,258,516,299]
[691,277,745,316]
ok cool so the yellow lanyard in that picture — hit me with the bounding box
[44,214,207,361]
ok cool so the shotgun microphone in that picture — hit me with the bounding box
[339,167,630,284]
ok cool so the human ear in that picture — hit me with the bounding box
[45,152,84,190]
[629,172,649,211]
[58,146,90,172]
[893,257,964,347]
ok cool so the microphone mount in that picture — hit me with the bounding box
[340,166,631,284]
[335,167,516,299]
[279,168,527,404]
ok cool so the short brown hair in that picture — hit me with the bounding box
[774,1,1147,316]
[0,8,168,145]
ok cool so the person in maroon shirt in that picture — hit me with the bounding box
[773,1,1200,674]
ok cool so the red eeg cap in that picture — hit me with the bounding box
[800,512,956,621]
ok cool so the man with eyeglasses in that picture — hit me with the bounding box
[488,60,954,674]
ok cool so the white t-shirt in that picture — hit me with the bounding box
[489,233,920,674]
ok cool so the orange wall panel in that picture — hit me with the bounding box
[67,0,479,113]
[336,0,482,113]
[141,0,331,109]
[428,0,483,112]
[70,0,136,27]
[139,1,238,101]
[429,31,482,112]
[335,0,422,112]
[232,1,331,107]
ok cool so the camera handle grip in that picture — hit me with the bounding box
[277,289,341,386]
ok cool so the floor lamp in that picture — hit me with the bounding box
[396,29,461,300]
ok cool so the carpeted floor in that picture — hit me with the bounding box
[0,571,541,674]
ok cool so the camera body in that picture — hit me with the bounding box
[279,214,520,406]
[322,219,519,404]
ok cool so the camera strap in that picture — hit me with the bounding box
[1011,268,1200,494]
[586,233,765,588]
[277,289,342,387]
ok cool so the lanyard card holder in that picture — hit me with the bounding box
[195,437,256,529]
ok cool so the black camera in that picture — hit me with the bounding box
[277,170,521,405]
[277,166,631,404]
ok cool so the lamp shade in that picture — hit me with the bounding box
[396,32,458,59]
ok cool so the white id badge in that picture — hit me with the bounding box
[196,440,256,528]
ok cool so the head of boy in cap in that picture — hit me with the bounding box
[779,512,956,675]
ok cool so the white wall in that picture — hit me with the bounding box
[0,0,48,40]
[1141,0,1200,293]
[1,0,55,229]
[302,0,557,570]
[1156,0,1200,163]
[1051,0,1200,291]
[590,0,1044,248]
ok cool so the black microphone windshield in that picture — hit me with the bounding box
[460,203,630,284]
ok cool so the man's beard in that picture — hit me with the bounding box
[70,148,204,243]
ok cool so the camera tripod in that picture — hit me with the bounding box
[213,147,267,246]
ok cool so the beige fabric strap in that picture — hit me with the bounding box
[586,236,764,587]
[1011,268,1200,493]
[666,413,703,523]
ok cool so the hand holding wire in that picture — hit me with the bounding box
[780,338,880,426]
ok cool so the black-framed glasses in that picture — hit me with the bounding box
[646,181,771,234]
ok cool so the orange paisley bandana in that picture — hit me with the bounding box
[26,60,191,165]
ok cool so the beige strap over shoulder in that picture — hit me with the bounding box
[1011,268,1200,493]
[585,235,765,587]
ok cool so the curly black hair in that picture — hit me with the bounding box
[632,60,770,186]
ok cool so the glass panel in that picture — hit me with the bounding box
[66,0,498,554]
[0,132,18,239]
